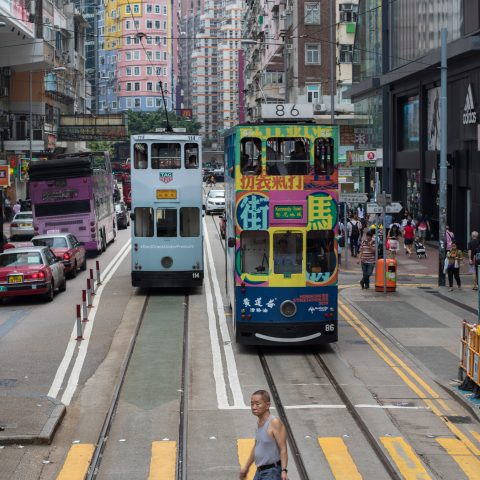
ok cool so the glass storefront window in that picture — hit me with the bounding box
[400,95,419,151]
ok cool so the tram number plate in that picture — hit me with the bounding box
[325,323,335,333]
[156,189,177,199]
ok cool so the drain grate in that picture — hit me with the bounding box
[0,379,17,387]
[444,415,473,424]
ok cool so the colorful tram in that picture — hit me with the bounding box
[130,133,204,288]
[224,124,339,345]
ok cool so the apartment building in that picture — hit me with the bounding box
[0,0,88,199]
[98,0,178,114]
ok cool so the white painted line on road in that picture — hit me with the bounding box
[47,240,131,403]
[203,218,246,408]
[217,404,429,410]
[60,244,131,405]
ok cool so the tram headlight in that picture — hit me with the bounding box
[280,300,297,318]
[161,256,173,269]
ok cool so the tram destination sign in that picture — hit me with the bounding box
[274,205,304,219]
[339,193,368,204]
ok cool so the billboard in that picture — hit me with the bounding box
[57,114,128,140]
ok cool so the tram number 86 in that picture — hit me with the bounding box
[275,104,300,117]
[325,323,335,333]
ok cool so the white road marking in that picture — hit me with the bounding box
[203,218,246,408]
[219,404,429,410]
[47,240,131,403]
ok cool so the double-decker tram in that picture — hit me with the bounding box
[224,123,339,345]
[130,133,204,288]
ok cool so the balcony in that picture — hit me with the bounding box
[3,113,46,152]
[44,73,75,103]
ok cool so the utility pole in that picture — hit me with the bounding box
[329,0,335,125]
[283,36,289,103]
[438,28,448,286]
[29,70,32,164]
[94,4,99,114]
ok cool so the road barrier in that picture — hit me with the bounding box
[459,321,480,397]
[96,260,101,286]
[75,305,84,341]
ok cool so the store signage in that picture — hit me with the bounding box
[463,84,477,125]
[339,168,353,177]
[345,150,377,167]
[365,150,376,161]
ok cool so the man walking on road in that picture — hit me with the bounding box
[239,390,289,480]
[358,231,376,289]
[347,213,362,257]
[468,231,479,290]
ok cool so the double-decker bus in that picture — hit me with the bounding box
[224,124,339,345]
[130,133,204,288]
[29,152,116,253]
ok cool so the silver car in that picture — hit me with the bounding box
[205,189,225,215]
[10,212,34,240]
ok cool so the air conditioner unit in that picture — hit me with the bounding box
[286,44,293,51]
[0,87,9,97]
[313,103,326,114]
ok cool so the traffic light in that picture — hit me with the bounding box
[19,157,29,182]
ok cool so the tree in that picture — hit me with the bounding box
[127,110,201,135]
[87,140,115,155]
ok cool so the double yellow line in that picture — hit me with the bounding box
[339,300,480,457]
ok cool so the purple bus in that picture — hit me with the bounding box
[29,152,116,253]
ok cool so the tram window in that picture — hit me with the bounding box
[134,207,154,237]
[314,138,334,175]
[185,143,199,169]
[306,230,336,275]
[151,143,181,169]
[133,143,148,169]
[156,208,177,237]
[266,138,310,175]
[240,137,261,175]
[273,232,303,274]
[180,207,200,237]
[240,231,269,274]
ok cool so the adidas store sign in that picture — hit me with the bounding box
[463,84,477,125]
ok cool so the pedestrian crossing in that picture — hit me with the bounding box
[56,434,480,479]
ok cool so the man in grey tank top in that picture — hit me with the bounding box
[239,390,289,480]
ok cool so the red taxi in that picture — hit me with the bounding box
[31,234,87,278]
[0,246,67,301]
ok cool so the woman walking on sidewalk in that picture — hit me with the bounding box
[446,242,463,291]
[387,223,402,257]
[403,220,415,256]
[358,231,376,289]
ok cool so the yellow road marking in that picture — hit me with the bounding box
[148,441,176,480]
[318,437,362,479]
[340,302,480,457]
[237,438,256,480]
[380,437,432,479]
[471,431,480,444]
[56,444,95,480]
[437,438,480,479]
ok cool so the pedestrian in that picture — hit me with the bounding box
[358,230,376,289]
[446,241,463,291]
[384,212,393,238]
[467,231,479,290]
[416,212,430,241]
[12,200,21,215]
[357,204,364,220]
[445,225,455,252]
[239,390,288,480]
[347,213,362,257]
[387,223,402,257]
[403,220,415,256]
[337,219,345,265]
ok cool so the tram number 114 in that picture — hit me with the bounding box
[192,272,200,279]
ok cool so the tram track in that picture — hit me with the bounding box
[85,293,191,480]
[258,348,401,480]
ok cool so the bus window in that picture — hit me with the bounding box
[134,143,148,169]
[306,230,336,275]
[266,138,310,175]
[134,207,154,237]
[185,143,199,169]
[151,143,181,169]
[273,232,303,274]
[180,207,200,237]
[240,137,261,175]
[240,231,269,274]
[156,208,177,236]
[314,138,334,175]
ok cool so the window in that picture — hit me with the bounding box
[146,97,154,107]
[273,232,302,274]
[400,95,420,150]
[111,101,118,109]
[306,231,336,276]
[134,20,140,29]
[126,4,131,13]
[134,98,141,108]
[339,3,359,22]
[134,66,140,75]
[146,5,152,12]
[126,51,132,61]
[305,44,321,64]
[151,143,181,169]
[126,36,132,45]
[307,84,321,103]
[180,208,200,237]
[185,143,199,169]
[126,67,132,76]
[147,51,152,59]
[126,98,133,108]
[339,44,359,63]
[156,67,161,75]
[314,138,335,175]
[134,82,140,91]
[134,142,148,169]
[240,231,270,274]
[126,82,132,91]
[240,137,262,175]
[155,20,160,29]
[154,5,160,13]
[147,66,153,75]
[155,98,162,107]
[133,4,140,13]
[156,208,177,237]
[163,5,167,15]
[125,20,130,29]
[155,36,161,44]
[133,50,140,60]
[134,207,154,237]
[146,20,153,29]
[155,51,161,60]
[266,137,310,175]
[163,52,167,60]
[305,2,320,24]
[146,81,153,91]
[146,36,153,44]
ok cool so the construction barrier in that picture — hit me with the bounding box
[459,321,480,395]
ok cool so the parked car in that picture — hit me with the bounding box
[204,189,225,215]
[219,214,226,239]
[2,235,15,250]
[115,202,130,229]
[31,233,87,278]
[10,211,34,240]
[0,246,66,301]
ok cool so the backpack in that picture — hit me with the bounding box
[349,221,360,238]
